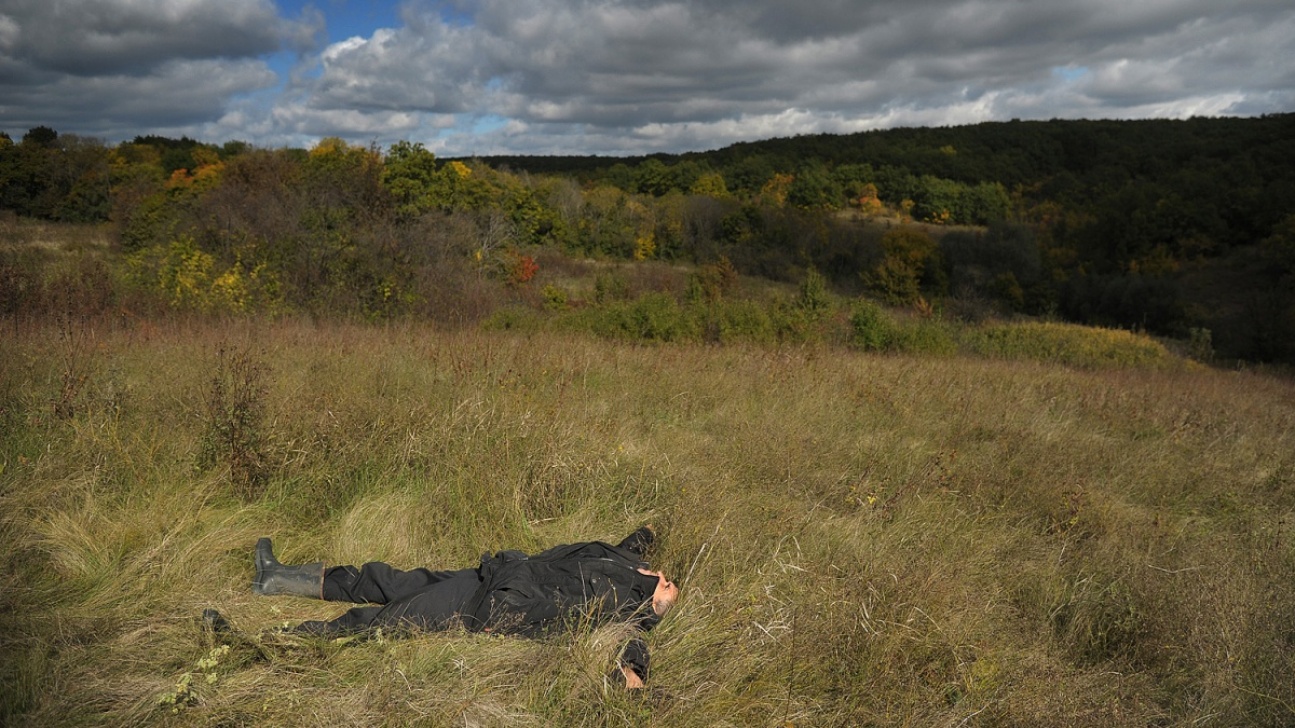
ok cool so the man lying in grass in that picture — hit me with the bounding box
[205,526,677,688]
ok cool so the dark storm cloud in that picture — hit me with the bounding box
[294,0,1293,154]
[0,0,317,140]
[0,0,283,75]
[2,59,278,131]
[2,0,1292,153]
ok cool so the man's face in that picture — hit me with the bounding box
[638,569,680,615]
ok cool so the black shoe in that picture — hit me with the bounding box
[252,538,324,598]
[617,525,656,556]
[202,608,232,635]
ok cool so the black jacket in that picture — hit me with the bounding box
[463,540,662,679]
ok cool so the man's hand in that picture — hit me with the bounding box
[621,666,645,689]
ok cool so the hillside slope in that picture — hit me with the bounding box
[2,319,1292,725]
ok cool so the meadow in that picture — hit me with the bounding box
[2,312,1293,726]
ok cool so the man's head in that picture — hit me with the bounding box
[637,569,680,615]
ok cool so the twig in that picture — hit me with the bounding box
[1146,563,1202,574]
[684,516,724,586]
[1229,680,1295,717]
[953,705,987,727]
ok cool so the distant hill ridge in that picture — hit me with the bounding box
[465,114,1295,187]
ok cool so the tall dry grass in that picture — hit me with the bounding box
[1,316,1293,726]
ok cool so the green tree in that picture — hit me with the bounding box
[303,138,386,225]
[787,163,840,210]
[0,126,112,219]
[382,141,440,218]
[1262,213,1295,274]
[578,185,637,256]
[690,171,730,199]
[912,175,961,224]
[864,226,943,305]
[22,125,58,148]
[669,160,703,195]
[109,142,169,250]
[51,135,112,222]
[724,155,776,196]
[964,181,1011,225]
[796,267,832,318]
[635,159,673,196]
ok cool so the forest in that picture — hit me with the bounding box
[3,114,1294,363]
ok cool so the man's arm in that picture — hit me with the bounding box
[617,636,650,689]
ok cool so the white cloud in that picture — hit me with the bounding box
[0,0,314,140]
[2,0,1292,153]
[285,0,1292,153]
[0,14,19,53]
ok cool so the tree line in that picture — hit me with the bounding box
[2,115,1294,363]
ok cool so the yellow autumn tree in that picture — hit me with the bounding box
[759,173,794,207]
[856,183,884,217]
[690,171,731,199]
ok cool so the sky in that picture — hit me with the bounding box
[1,0,1292,156]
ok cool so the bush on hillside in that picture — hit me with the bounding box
[967,321,1172,368]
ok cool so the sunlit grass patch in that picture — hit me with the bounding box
[966,320,1174,368]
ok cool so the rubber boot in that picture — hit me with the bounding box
[252,537,324,598]
[617,524,656,557]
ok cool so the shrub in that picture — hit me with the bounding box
[197,345,271,499]
[481,306,543,332]
[710,299,777,344]
[602,293,696,342]
[505,251,539,286]
[967,321,1172,368]
[849,299,899,352]
[593,272,630,303]
[863,226,943,305]
[540,284,568,311]
[686,256,739,304]
[126,236,281,313]
[891,318,958,357]
[1187,327,1214,363]
[796,267,832,319]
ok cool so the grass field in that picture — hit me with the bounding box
[2,315,1293,726]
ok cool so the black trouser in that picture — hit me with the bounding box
[292,563,480,635]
